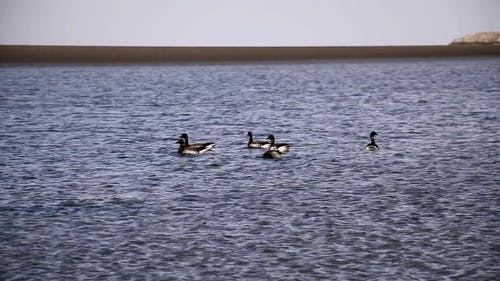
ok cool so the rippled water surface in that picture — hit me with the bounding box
[1,58,499,280]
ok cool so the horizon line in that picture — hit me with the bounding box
[1,44,499,64]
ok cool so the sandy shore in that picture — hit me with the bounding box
[1,45,499,64]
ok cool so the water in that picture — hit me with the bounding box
[1,58,499,280]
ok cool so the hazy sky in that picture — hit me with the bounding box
[1,0,499,46]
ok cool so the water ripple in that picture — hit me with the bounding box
[1,59,499,280]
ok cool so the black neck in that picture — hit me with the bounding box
[178,143,186,153]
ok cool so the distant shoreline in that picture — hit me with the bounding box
[1,45,499,64]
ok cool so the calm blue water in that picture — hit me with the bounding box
[1,58,499,280]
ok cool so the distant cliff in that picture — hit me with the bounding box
[451,32,500,45]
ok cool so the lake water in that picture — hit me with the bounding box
[1,58,499,280]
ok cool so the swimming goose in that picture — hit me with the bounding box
[177,134,214,155]
[366,131,379,151]
[247,131,271,148]
[180,133,214,149]
[263,147,283,159]
[267,135,289,153]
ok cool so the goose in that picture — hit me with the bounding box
[263,147,283,159]
[247,131,271,149]
[267,135,289,153]
[366,131,379,151]
[180,133,214,150]
[177,134,214,155]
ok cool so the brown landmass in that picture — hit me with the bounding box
[1,45,499,64]
[451,32,500,45]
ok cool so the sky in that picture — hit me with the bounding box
[1,0,499,46]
